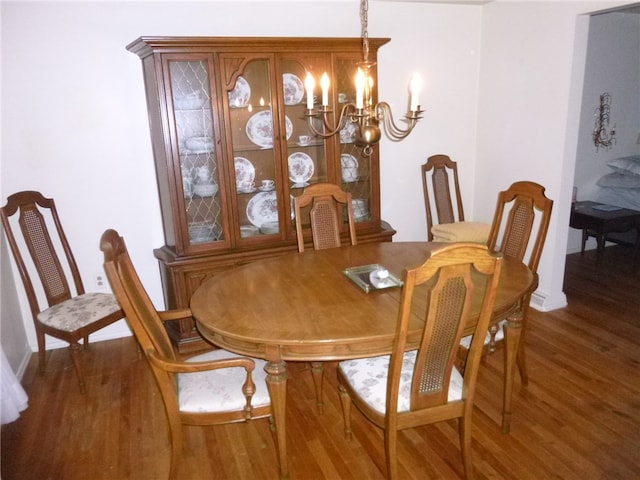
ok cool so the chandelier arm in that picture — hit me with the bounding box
[375,102,423,141]
[305,103,357,138]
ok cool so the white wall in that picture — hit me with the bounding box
[0,1,482,363]
[1,1,637,369]
[474,1,633,311]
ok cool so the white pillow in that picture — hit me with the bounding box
[597,172,640,189]
[607,156,640,176]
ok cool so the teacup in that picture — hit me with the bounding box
[239,181,255,192]
[195,165,211,182]
[261,179,275,189]
[298,135,311,146]
[338,92,348,103]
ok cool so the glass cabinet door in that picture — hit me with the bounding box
[335,55,376,225]
[167,58,227,252]
[279,55,332,236]
[225,57,284,240]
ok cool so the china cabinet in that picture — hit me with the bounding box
[128,36,396,352]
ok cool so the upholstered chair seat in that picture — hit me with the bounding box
[338,351,464,415]
[36,293,121,332]
[179,349,271,413]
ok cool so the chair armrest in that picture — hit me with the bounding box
[157,308,193,323]
[146,349,256,374]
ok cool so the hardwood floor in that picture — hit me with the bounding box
[2,246,639,479]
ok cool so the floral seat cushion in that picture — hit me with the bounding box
[179,349,271,413]
[338,350,463,414]
[36,292,121,332]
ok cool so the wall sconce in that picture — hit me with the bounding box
[592,92,616,151]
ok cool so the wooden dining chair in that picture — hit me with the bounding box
[294,182,357,253]
[459,181,554,384]
[293,182,357,410]
[337,243,503,480]
[422,154,490,243]
[100,229,275,479]
[0,191,124,393]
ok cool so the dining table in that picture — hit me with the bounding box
[190,241,536,479]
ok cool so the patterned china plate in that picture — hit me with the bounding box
[246,191,279,227]
[228,76,251,108]
[341,154,359,183]
[234,157,255,188]
[283,73,304,105]
[246,111,293,148]
[340,120,357,144]
[288,152,314,185]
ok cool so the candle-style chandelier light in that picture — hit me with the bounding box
[304,0,423,157]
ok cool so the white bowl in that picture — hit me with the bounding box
[175,92,207,110]
[193,182,218,197]
[259,221,280,235]
[189,223,221,243]
[240,225,260,238]
[186,136,214,152]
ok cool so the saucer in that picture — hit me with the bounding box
[238,187,257,193]
[258,186,275,192]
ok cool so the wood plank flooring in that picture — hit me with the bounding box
[2,246,639,479]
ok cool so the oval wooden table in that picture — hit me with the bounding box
[191,242,535,479]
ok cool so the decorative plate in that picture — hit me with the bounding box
[228,76,251,108]
[288,152,314,185]
[247,191,279,227]
[246,111,293,148]
[340,120,357,144]
[234,157,255,188]
[341,154,359,182]
[283,73,304,105]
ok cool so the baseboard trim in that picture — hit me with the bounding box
[530,289,567,312]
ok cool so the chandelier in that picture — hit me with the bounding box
[304,0,423,156]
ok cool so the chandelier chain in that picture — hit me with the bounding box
[360,0,369,63]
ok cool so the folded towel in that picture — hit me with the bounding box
[431,221,491,243]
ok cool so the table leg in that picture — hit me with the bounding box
[265,359,289,479]
[310,361,325,413]
[596,232,606,270]
[633,226,640,271]
[501,309,523,434]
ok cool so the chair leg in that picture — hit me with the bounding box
[310,361,324,412]
[337,383,353,440]
[384,429,399,480]
[459,414,475,480]
[68,342,86,394]
[516,328,529,386]
[168,423,184,480]
[36,330,47,373]
[488,324,500,353]
[517,304,531,386]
